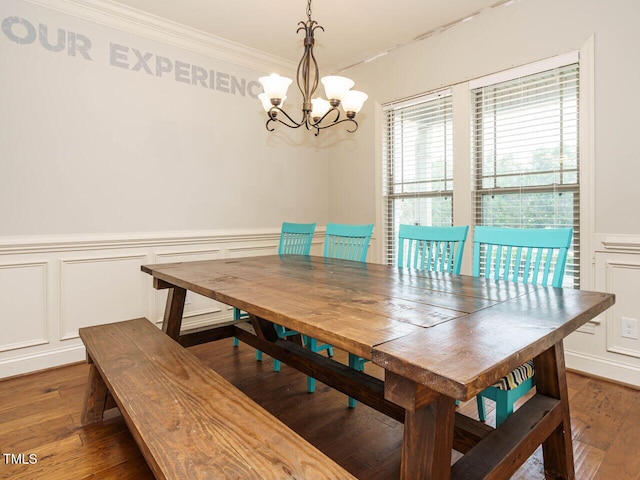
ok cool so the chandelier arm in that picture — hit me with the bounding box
[266,117,275,131]
[314,117,359,133]
[310,107,341,128]
[266,107,306,130]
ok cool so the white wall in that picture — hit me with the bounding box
[336,0,640,385]
[0,0,331,237]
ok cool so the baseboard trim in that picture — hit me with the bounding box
[565,348,640,388]
[0,344,87,379]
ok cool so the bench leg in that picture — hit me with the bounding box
[81,363,109,425]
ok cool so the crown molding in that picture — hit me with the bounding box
[21,0,297,74]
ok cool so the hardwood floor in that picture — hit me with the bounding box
[1,339,639,479]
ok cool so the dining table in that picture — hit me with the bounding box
[141,254,614,480]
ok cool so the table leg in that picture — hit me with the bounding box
[162,287,186,341]
[533,341,575,480]
[401,394,456,480]
[249,315,279,342]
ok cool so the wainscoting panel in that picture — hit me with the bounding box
[60,254,148,340]
[0,261,49,352]
[604,260,640,358]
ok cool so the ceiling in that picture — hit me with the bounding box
[111,0,508,72]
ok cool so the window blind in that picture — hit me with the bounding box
[472,63,580,287]
[383,91,453,265]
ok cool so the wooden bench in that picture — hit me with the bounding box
[80,317,355,480]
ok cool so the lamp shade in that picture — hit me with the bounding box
[321,75,355,101]
[258,93,272,112]
[310,98,332,120]
[259,73,292,100]
[341,90,368,114]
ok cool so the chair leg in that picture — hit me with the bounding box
[273,359,281,372]
[307,376,316,393]
[306,336,316,351]
[305,335,334,357]
[232,308,245,348]
[477,395,487,422]
[347,353,365,408]
[255,350,263,361]
[495,389,514,426]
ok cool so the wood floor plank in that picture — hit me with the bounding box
[77,455,154,480]
[573,440,606,480]
[0,394,84,434]
[569,378,637,451]
[0,414,76,453]
[592,392,640,480]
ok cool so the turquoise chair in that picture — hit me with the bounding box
[323,223,374,262]
[472,226,573,426]
[232,222,316,371]
[349,224,469,407]
[397,224,469,273]
[305,223,374,395]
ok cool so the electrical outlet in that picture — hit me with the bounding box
[185,291,192,305]
[621,317,638,340]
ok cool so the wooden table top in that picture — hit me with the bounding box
[142,255,614,401]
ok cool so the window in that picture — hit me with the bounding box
[382,91,453,265]
[472,63,580,287]
[381,54,582,287]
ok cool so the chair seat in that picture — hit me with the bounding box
[491,359,534,390]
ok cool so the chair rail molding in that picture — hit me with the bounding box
[597,234,640,253]
[0,229,282,255]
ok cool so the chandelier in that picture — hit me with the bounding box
[258,0,368,136]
